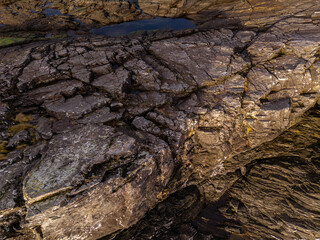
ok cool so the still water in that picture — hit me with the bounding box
[90,17,196,37]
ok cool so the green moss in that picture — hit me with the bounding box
[0,141,8,153]
[52,34,67,39]
[0,141,8,160]
[15,144,28,150]
[14,113,33,123]
[0,32,58,47]
[0,37,26,47]
[30,137,37,145]
[8,123,34,134]
[0,154,7,161]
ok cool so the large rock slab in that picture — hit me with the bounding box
[0,0,320,238]
[22,124,173,239]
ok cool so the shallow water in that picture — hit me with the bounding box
[42,8,63,17]
[90,17,196,37]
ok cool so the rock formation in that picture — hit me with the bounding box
[0,0,319,239]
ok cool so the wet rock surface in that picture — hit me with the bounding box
[0,0,320,239]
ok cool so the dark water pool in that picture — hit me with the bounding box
[42,8,63,17]
[90,17,196,37]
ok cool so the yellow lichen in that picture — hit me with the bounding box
[201,217,210,222]
[156,188,169,200]
[187,129,195,138]
[244,77,248,92]
[313,133,320,138]
[291,129,301,135]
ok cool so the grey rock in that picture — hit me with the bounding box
[7,130,30,148]
[78,107,122,124]
[71,66,92,83]
[23,126,173,240]
[0,102,8,119]
[234,30,256,43]
[150,29,250,87]
[126,91,169,115]
[52,119,77,134]
[132,116,161,135]
[0,143,45,213]
[27,80,83,104]
[24,124,114,200]
[36,118,52,140]
[0,160,25,210]
[92,67,130,98]
[110,102,123,110]
[17,57,59,90]
[106,133,137,158]
[124,59,161,91]
[43,94,109,119]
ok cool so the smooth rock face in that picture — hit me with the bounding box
[0,0,319,239]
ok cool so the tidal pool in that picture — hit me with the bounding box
[42,8,63,17]
[90,17,196,37]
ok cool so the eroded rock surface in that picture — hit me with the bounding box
[193,106,320,240]
[0,0,320,239]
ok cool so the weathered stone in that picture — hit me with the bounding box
[26,80,83,104]
[0,160,25,210]
[24,125,114,201]
[0,102,8,119]
[7,130,30,148]
[150,30,249,87]
[43,94,109,119]
[17,57,59,90]
[36,118,52,140]
[0,46,32,96]
[0,1,320,239]
[111,186,204,240]
[23,127,173,239]
[193,106,320,239]
[71,66,92,83]
[132,116,161,135]
[78,107,122,124]
[124,59,161,91]
[52,119,76,134]
[92,67,130,98]
[247,33,285,64]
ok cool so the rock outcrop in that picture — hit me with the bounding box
[0,0,320,239]
[111,105,320,240]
